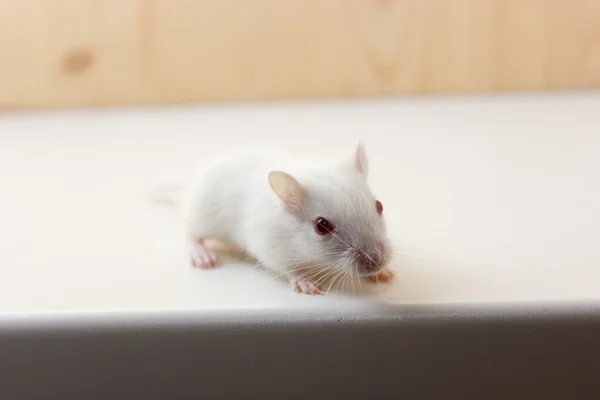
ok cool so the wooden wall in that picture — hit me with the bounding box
[1,0,599,109]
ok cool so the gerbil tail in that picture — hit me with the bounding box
[146,181,185,207]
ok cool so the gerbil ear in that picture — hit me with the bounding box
[268,171,304,215]
[353,141,368,177]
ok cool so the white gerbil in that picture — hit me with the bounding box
[179,142,395,295]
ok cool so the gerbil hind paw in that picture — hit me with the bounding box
[190,240,218,269]
[365,269,395,283]
[292,279,326,295]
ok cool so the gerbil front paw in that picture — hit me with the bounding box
[365,269,395,283]
[292,279,325,295]
[190,240,218,269]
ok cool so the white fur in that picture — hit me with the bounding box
[179,144,390,282]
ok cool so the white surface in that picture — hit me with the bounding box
[1,93,599,312]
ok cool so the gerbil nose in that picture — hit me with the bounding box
[356,250,381,272]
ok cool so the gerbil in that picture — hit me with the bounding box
[179,142,395,295]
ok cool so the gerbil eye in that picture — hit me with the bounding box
[376,200,383,216]
[314,217,335,235]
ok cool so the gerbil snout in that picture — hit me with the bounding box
[354,244,385,275]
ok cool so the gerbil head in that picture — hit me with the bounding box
[268,142,390,277]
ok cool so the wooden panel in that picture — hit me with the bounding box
[0,0,144,108]
[0,0,599,108]
[492,0,548,89]
[546,0,600,88]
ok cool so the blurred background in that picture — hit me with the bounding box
[1,0,599,109]
[2,1,600,310]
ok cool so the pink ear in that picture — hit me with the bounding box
[376,200,383,215]
[268,171,304,216]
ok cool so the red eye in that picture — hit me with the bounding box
[314,217,335,235]
[376,200,383,215]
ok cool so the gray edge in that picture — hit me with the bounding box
[1,300,599,399]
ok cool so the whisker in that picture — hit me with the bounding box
[312,267,340,290]
[247,252,345,268]
[245,252,348,274]
[354,259,364,297]
[326,268,346,294]
[340,269,350,296]
[286,261,345,285]
[349,263,357,295]
[330,231,353,249]
[284,267,326,284]
[274,266,319,281]
[319,259,346,290]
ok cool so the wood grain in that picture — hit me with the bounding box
[0,0,144,108]
[1,0,599,108]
